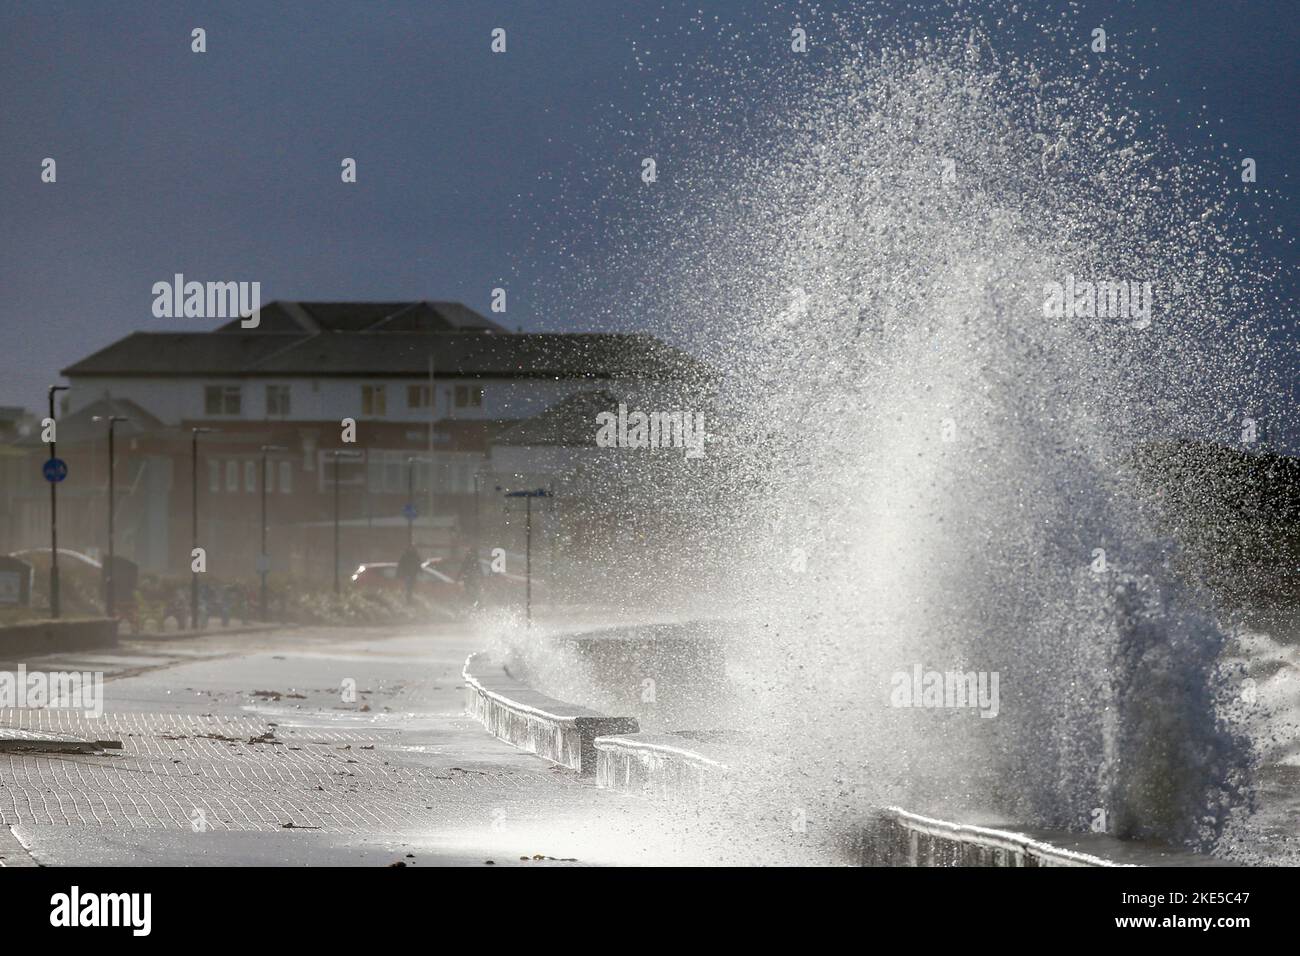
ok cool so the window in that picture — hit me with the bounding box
[204,385,241,416]
[407,384,433,408]
[225,460,239,492]
[386,454,404,493]
[266,384,290,417]
[319,452,366,492]
[362,385,387,417]
[208,459,221,493]
[279,461,292,494]
[454,384,483,408]
[265,459,276,494]
[244,461,256,493]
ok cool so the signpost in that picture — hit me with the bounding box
[47,384,69,618]
[404,457,430,549]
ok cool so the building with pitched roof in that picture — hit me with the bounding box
[3,302,710,589]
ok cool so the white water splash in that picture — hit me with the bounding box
[517,6,1292,859]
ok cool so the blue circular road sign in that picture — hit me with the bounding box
[43,458,68,483]
[402,502,418,520]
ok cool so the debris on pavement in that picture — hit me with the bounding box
[0,730,122,754]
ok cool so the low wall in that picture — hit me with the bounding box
[592,738,1224,867]
[864,808,1118,867]
[466,624,1225,867]
[462,652,638,774]
[594,732,733,799]
[0,618,119,659]
[862,807,1227,867]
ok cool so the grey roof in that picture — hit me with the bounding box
[213,300,509,334]
[63,328,708,382]
[64,332,309,377]
[253,332,703,379]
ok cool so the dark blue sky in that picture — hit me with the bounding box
[0,0,1294,409]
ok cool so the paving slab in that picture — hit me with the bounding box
[0,624,722,866]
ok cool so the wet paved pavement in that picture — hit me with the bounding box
[0,625,711,866]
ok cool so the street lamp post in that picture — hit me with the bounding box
[259,444,287,621]
[331,450,363,594]
[46,385,69,618]
[92,415,128,617]
[504,488,550,627]
[426,354,436,554]
[190,427,214,629]
[472,470,485,556]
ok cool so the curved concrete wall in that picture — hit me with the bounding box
[462,652,637,773]
[865,808,1121,867]
[594,732,730,799]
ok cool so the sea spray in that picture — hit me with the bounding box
[515,5,1288,858]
